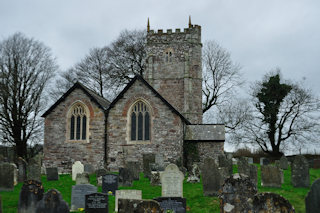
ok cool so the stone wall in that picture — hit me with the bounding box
[197,142,224,163]
[43,88,105,174]
[106,80,184,171]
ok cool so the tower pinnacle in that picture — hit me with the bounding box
[147,18,150,32]
[189,15,192,28]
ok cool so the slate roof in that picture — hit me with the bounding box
[184,124,225,142]
[42,82,111,117]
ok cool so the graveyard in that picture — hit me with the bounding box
[0,159,320,213]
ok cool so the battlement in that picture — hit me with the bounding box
[148,24,201,35]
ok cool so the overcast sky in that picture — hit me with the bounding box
[1,0,319,153]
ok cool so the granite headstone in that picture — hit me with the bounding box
[85,192,108,213]
[154,197,186,213]
[102,174,118,195]
[71,184,97,211]
[46,167,59,181]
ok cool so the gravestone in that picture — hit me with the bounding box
[0,162,15,191]
[155,154,165,168]
[85,192,108,213]
[237,157,250,176]
[84,164,95,175]
[126,161,140,180]
[115,190,142,212]
[70,184,97,211]
[202,158,225,196]
[187,163,200,183]
[72,161,84,181]
[260,158,270,166]
[18,180,44,213]
[46,167,59,181]
[35,189,69,213]
[154,197,186,213]
[313,159,320,169]
[219,173,257,213]
[161,164,184,197]
[27,156,42,182]
[151,171,161,186]
[261,165,282,188]
[218,155,233,176]
[247,157,253,164]
[249,164,258,186]
[118,199,163,213]
[17,157,27,183]
[251,192,295,212]
[102,174,118,195]
[279,156,289,170]
[13,163,18,186]
[96,168,108,186]
[305,178,320,213]
[291,155,309,187]
[143,153,155,179]
[119,168,133,186]
[76,173,90,185]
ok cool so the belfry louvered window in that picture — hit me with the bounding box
[131,101,150,141]
[70,104,87,140]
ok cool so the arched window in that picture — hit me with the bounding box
[130,101,150,141]
[69,104,88,141]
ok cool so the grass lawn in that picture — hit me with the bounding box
[1,165,320,213]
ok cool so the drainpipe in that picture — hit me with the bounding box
[104,110,109,168]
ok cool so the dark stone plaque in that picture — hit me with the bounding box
[18,180,44,213]
[71,184,97,211]
[102,174,118,195]
[154,197,186,213]
[85,193,108,213]
[46,167,59,181]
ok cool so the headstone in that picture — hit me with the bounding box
[0,162,15,191]
[237,157,250,176]
[313,159,320,169]
[85,192,108,213]
[126,161,140,180]
[27,156,42,182]
[96,168,108,186]
[261,165,282,188]
[218,155,233,176]
[251,192,295,212]
[70,184,97,211]
[17,157,27,183]
[202,158,225,196]
[72,161,84,181]
[18,180,44,213]
[279,156,289,170]
[119,168,133,186]
[35,189,69,213]
[305,178,320,213]
[249,164,258,186]
[291,155,309,187]
[247,157,253,164]
[143,153,155,179]
[155,154,165,168]
[84,164,95,175]
[76,173,90,185]
[150,171,161,186]
[46,167,59,181]
[260,157,270,166]
[115,190,142,212]
[187,163,200,183]
[154,197,186,213]
[161,164,184,197]
[219,173,257,213]
[13,163,18,186]
[102,174,118,195]
[118,199,163,213]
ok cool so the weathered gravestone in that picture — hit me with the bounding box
[126,161,140,180]
[72,161,84,181]
[119,168,133,186]
[115,190,142,212]
[218,155,233,176]
[251,192,295,213]
[71,184,97,211]
[280,156,289,170]
[18,180,44,213]
[260,157,270,166]
[161,164,184,197]
[35,189,69,213]
[202,158,226,196]
[17,157,27,183]
[187,163,200,183]
[247,157,253,164]
[261,165,282,188]
[305,178,320,213]
[143,153,155,179]
[154,197,186,213]
[291,155,309,187]
[85,192,108,213]
[237,157,250,176]
[151,171,161,186]
[96,168,108,186]
[0,162,15,191]
[76,173,90,185]
[118,199,163,213]
[219,173,257,213]
[249,164,258,186]
[84,164,95,175]
[102,174,118,195]
[46,167,59,181]
[27,156,42,182]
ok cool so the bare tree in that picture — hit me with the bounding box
[202,40,243,113]
[0,33,57,159]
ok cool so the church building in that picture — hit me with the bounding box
[42,19,225,173]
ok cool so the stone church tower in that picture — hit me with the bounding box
[144,18,203,124]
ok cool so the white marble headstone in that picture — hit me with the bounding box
[72,161,84,181]
[115,190,142,212]
[160,164,184,197]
